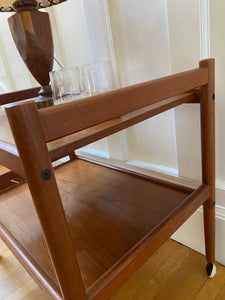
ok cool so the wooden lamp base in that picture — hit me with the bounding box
[8,2,54,97]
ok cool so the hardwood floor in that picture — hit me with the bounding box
[0,238,47,300]
[0,238,224,299]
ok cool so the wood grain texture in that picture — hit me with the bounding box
[0,145,24,177]
[0,87,39,106]
[78,155,194,194]
[0,157,193,299]
[8,9,53,96]
[0,237,48,300]
[87,183,209,300]
[47,93,198,159]
[0,93,197,171]
[1,59,215,299]
[0,224,62,300]
[199,59,215,264]
[6,102,86,299]
[1,239,225,300]
[39,68,207,141]
[0,170,24,192]
[0,224,61,299]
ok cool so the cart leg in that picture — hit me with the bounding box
[203,202,216,277]
[199,59,216,278]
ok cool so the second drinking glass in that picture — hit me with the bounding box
[81,61,116,97]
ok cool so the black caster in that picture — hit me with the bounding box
[206,263,216,278]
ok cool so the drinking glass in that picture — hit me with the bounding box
[81,61,116,96]
[50,67,82,104]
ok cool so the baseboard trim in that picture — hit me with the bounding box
[127,160,179,177]
[78,148,110,159]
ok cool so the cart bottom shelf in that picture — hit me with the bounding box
[0,157,199,297]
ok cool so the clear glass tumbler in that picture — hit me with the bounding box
[49,67,83,104]
[81,61,116,97]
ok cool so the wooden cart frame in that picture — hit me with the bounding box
[0,59,215,299]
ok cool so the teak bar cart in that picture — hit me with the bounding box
[0,59,215,299]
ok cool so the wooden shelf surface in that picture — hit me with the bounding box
[0,157,196,297]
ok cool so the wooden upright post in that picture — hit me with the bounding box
[199,59,215,265]
[6,101,87,300]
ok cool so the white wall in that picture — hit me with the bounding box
[210,0,225,183]
[167,0,202,181]
[108,0,178,169]
[108,0,171,85]
[50,0,92,68]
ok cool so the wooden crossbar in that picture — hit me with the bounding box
[0,142,24,177]
[48,93,198,160]
[87,184,210,300]
[0,87,39,106]
[39,67,208,142]
[0,225,62,299]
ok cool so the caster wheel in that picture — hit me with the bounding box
[206,263,216,278]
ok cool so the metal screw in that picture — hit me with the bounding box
[41,169,51,180]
